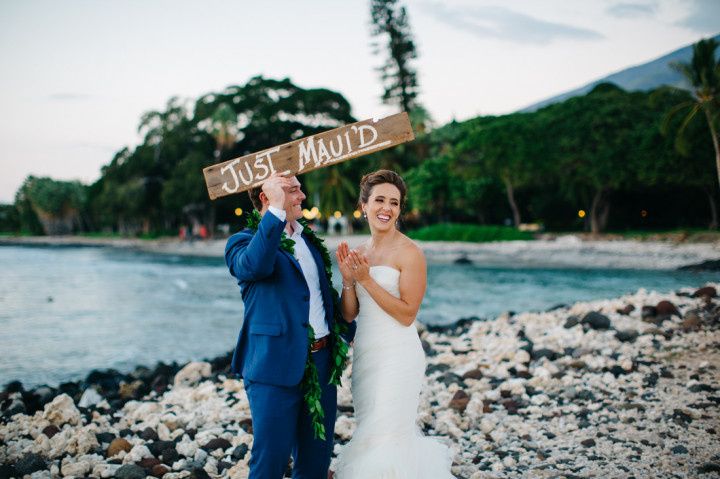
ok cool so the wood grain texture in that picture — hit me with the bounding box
[203,112,414,199]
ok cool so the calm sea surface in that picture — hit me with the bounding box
[1,245,715,387]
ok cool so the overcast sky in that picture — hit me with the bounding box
[1,0,719,203]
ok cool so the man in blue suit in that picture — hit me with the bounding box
[225,173,355,478]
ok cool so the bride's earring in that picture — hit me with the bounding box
[363,210,367,219]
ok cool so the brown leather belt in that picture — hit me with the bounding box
[311,335,330,353]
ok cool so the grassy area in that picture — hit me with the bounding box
[407,223,534,242]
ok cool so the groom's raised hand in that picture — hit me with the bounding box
[261,173,291,209]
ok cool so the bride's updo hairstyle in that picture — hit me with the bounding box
[358,169,407,210]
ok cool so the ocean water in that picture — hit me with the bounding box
[0,245,715,387]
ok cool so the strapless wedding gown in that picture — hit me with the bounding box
[335,266,455,479]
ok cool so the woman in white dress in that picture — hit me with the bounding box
[333,170,455,479]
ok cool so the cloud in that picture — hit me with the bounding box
[676,0,720,33]
[418,2,603,44]
[47,93,91,101]
[606,2,658,19]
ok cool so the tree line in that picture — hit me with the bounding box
[2,5,718,236]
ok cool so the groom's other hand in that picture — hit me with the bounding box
[261,173,290,209]
[337,242,354,284]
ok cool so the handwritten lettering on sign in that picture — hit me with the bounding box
[203,112,414,199]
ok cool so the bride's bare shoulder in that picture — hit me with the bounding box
[396,234,425,265]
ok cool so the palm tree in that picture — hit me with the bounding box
[666,38,720,191]
[210,103,237,161]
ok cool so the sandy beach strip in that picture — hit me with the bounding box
[1,234,719,269]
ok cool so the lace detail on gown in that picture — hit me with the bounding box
[335,266,455,479]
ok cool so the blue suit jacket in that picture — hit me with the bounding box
[225,212,356,387]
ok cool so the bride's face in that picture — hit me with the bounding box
[363,183,401,232]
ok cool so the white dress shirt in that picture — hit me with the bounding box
[268,206,330,339]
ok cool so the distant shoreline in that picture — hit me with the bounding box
[1,233,718,270]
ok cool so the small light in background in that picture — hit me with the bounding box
[578,210,586,218]
[333,211,342,219]
[353,210,362,219]
[234,208,243,216]
[302,208,314,220]
[641,210,648,217]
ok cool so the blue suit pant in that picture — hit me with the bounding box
[244,348,337,479]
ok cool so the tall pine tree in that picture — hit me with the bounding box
[370,0,420,113]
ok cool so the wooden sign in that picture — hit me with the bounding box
[203,112,414,200]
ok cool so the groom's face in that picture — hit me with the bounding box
[283,176,306,222]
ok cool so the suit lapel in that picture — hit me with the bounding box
[281,248,304,277]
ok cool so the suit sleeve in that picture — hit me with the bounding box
[225,212,286,281]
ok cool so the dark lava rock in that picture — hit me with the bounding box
[656,300,680,317]
[426,363,450,375]
[581,312,611,330]
[119,428,134,437]
[698,463,720,473]
[15,453,47,476]
[616,304,635,315]
[501,398,524,415]
[116,464,147,479]
[0,464,17,479]
[689,383,716,393]
[141,427,159,441]
[190,467,212,479]
[148,440,175,457]
[546,303,568,312]
[202,438,232,452]
[564,316,580,329]
[421,340,436,357]
[580,439,596,448]
[151,464,169,477]
[232,443,249,461]
[693,286,718,298]
[532,348,560,361]
[615,329,639,343]
[42,425,60,438]
[454,256,472,265]
[644,373,659,388]
[238,419,253,434]
[426,317,476,336]
[217,461,233,473]
[439,372,466,388]
[449,390,471,412]
[671,445,689,454]
[672,409,693,425]
[95,432,116,444]
[161,448,179,465]
[3,381,24,393]
[138,457,161,469]
[644,314,670,326]
[678,259,720,272]
[462,368,483,380]
[641,306,658,319]
[609,365,630,377]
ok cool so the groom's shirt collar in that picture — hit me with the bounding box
[267,206,304,237]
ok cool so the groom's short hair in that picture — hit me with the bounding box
[248,187,263,211]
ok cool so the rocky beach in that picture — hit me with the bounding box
[2,282,719,478]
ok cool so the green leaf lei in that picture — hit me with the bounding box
[245,210,351,440]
